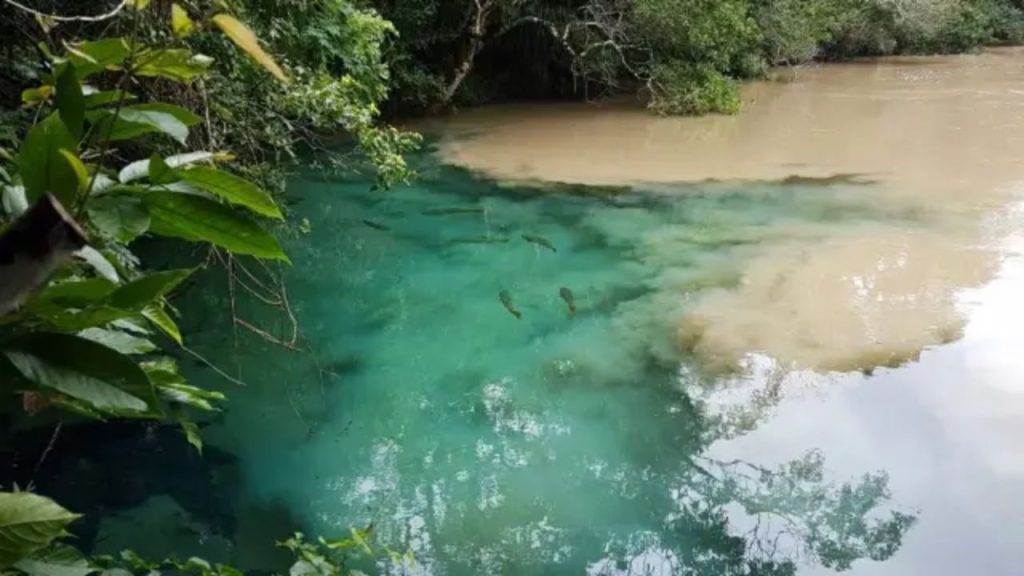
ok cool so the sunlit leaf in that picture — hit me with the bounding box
[2,184,28,216]
[17,113,78,205]
[212,14,288,82]
[2,333,157,414]
[179,167,282,219]
[0,492,80,568]
[119,151,217,183]
[142,305,182,344]
[171,4,195,38]
[144,192,288,260]
[57,150,88,195]
[21,86,53,105]
[134,49,212,83]
[74,246,120,283]
[179,418,202,454]
[55,63,85,139]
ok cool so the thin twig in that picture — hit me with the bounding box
[0,0,128,23]
[29,421,62,486]
[181,344,247,387]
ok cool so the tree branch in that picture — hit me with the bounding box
[0,0,128,23]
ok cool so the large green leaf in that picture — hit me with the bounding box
[15,544,96,576]
[178,168,282,219]
[86,195,151,242]
[107,270,192,310]
[17,114,78,205]
[144,192,288,260]
[118,151,216,184]
[66,38,130,79]
[2,333,156,414]
[134,49,212,83]
[55,64,85,139]
[87,107,190,145]
[0,492,80,568]
[78,328,156,355]
[36,278,118,307]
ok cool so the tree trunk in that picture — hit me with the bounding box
[441,0,494,106]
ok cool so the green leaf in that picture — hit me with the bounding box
[2,333,157,414]
[179,418,202,455]
[159,382,224,411]
[86,195,151,242]
[21,86,53,105]
[119,151,218,184]
[66,38,130,79]
[78,328,156,355]
[128,103,201,126]
[179,168,282,219]
[107,270,192,309]
[18,113,78,205]
[144,192,288,260]
[212,14,288,82]
[36,278,118,307]
[142,305,182,344]
[15,544,96,576]
[134,49,212,83]
[74,247,120,283]
[55,63,85,139]
[171,4,195,38]
[83,90,134,109]
[148,154,177,185]
[57,150,88,195]
[0,492,80,568]
[88,108,190,146]
[41,307,137,332]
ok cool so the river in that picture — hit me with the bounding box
[79,48,1024,575]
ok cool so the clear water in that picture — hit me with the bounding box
[78,51,1024,576]
[127,159,933,575]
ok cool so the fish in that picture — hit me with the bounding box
[559,287,576,315]
[361,219,390,231]
[522,234,557,253]
[449,236,511,245]
[423,207,485,216]
[499,290,522,319]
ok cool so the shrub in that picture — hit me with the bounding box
[647,61,741,115]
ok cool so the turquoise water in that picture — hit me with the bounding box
[123,156,934,575]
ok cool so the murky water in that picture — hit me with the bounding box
[89,50,1024,575]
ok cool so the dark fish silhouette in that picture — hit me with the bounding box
[559,287,576,315]
[522,234,557,253]
[423,207,484,216]
[361,219,390,231]
[499,290,522,319]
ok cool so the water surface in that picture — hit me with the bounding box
[89,50,1024,575]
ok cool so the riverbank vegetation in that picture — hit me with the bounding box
[379,0,1024,114]
[0,0,997,573]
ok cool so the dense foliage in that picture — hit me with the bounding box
[0,0,416,573]
[376,0,1024,115]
